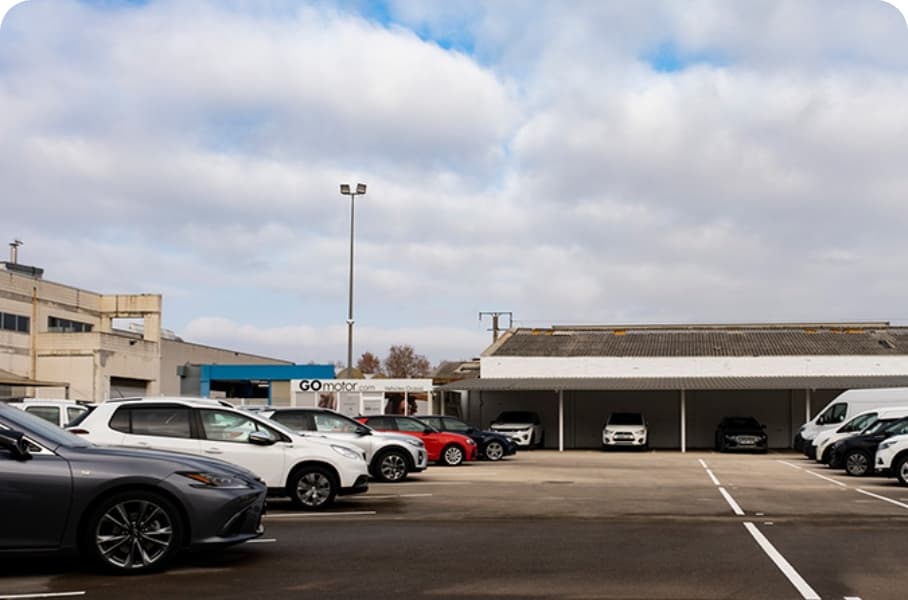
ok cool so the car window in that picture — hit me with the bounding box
[313,413,358,433]
[496,412,539,424]
[25,406,60,425]
[441,418,471,433]
[817,402,847,425]
[200,409,277,443]
[840,412,876,433]
[65,406,86,425]
[365,416,393,429]
[394,417,427,433]
[121,406,192,438]
[271,412,314,431]
[883,418,908,436]
[420,417,443,430]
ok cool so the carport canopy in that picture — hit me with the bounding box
[0,368,70,395]
[439,375,908,451]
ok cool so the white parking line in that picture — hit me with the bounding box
[265,511,377,518]
[246,538,277,544]
[777,460,804,470]
[802,469,848,488]
[718,487,745,516]
[0,593,86,600]
[698,459,721,485]
[844,596,863,599]
[399,493,433,498]
[743,522,821,600]
[856,488,908,510]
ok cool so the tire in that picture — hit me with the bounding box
[895,454,908,486]
[536,432,545,449]
[83,490,183,574]
[288,465,337,510]
[373,450,409,482]
[440,444,465,466]
[844,450,872,477]
[483,440,505,461]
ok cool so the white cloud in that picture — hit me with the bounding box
[3,0,908,363]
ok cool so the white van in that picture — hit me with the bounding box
[796,387,908,453]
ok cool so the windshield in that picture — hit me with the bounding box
[609,413,644,426]
[0,405,91,449]
[862,419,898,435]
[723,417,760,429]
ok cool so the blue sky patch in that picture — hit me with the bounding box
[644,41,728,72]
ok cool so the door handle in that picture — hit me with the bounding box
[204,448,223,454]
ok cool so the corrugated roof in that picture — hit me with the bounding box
[489,324,908,358]
[439,375,908,391]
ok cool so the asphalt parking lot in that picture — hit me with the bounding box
[3,450,908,600]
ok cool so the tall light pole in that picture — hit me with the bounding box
[340,183,366,373]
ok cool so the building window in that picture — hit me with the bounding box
[47,316,93,333]
[0,311,29,334]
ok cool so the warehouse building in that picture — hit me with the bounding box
[441,324,908,450]
[0,256,291,402]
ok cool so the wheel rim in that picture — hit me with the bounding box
[485,442,504,461]
[444,446,463,465]
[296,471,332,506]
[846,453,868,475]
[95,499,173,570]
[380,454,407,481]
[899,460,908,483]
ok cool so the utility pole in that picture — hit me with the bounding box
[479,311,513,343]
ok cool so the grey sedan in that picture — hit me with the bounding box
[0,403,267,573]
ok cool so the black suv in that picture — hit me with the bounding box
[420,415,518,461]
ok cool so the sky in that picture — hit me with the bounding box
[1,0,908,367]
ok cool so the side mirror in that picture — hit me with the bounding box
[423,428,433,434]
[248,431,277,446]
[0,430,32,461]
[467,427,479,435]
[355,426,372,436]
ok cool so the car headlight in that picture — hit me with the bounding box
[179,472,251,489]
[879,439,897,451]
[635,429,646,435]
[604,429,614,435]
[403,438,424,448]
[466,439,476,445]
[331,444,362,460]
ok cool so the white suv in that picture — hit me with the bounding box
[490,411,544,448]
[259,408,429,482]
[875,433,908,485]
[602,412,648,449]
[71,397,370,510]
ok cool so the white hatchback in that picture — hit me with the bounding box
[71,397,370,510]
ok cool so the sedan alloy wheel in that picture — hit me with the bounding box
[87,492,181,573]
[441,444,464,466]
[484,440,505,461]
[290,467,337,509]
[376,450,408,482]
[845,451,871,476]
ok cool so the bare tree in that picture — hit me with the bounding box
[356,351,384,375]
[383,344,432,378]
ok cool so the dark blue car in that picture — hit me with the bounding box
[420,415,518,461]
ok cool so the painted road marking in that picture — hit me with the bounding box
[399,493,433,498]
[802,469,848,488]
[246,538,277,544]
[777,460,804,470]
[718,487,745,516]
[0,594,86,600]
[743,522,821,600]
[265,510,377,518]
[856,488,908,510]
[698,459,721,485]
[844,596,863,599]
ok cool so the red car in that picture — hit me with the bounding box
[356,415,478,466]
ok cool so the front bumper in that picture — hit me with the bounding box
[492,429,534,447]
[721,436,768,451]
[179,479,268,548]
[339,474,370,496]
[602,432,647,447]
[412,449,429,472]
